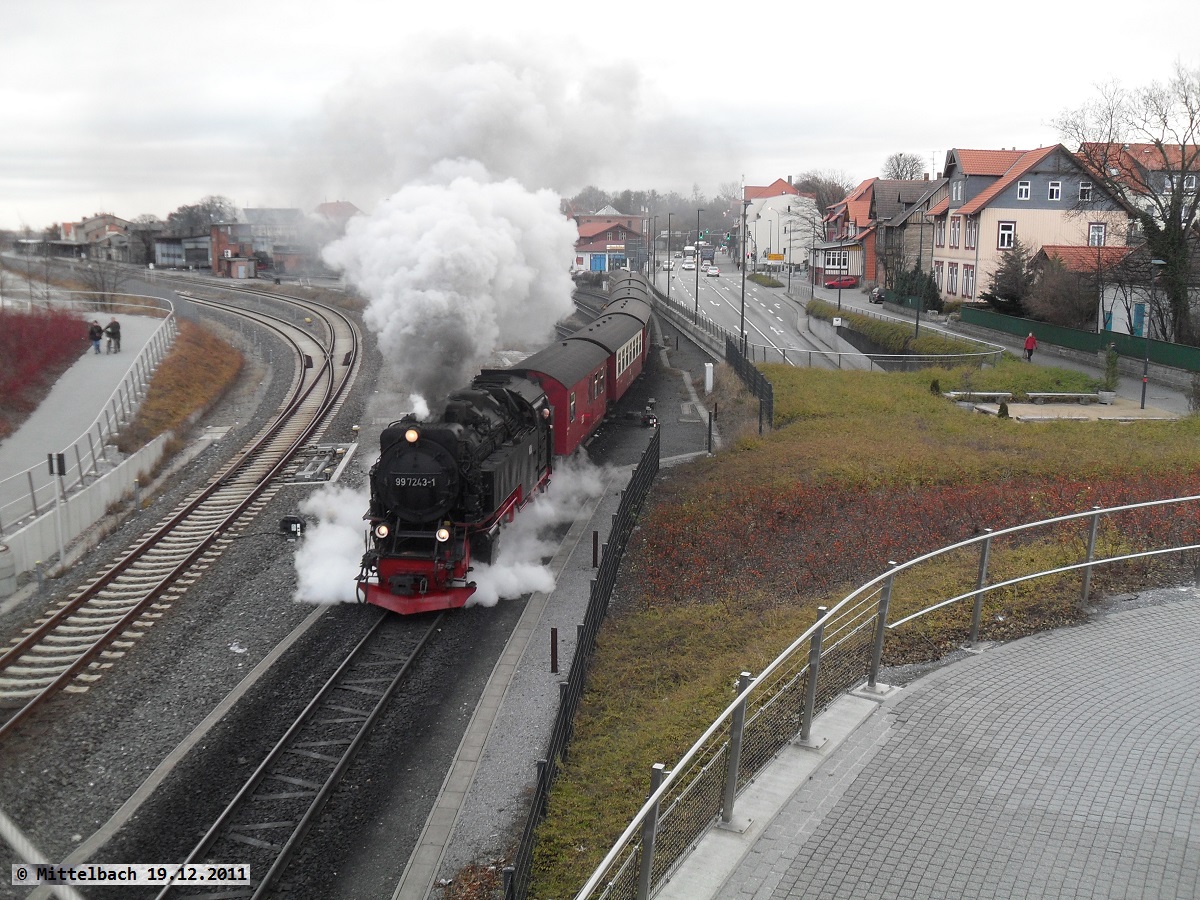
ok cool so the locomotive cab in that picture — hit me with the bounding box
[358,376,553,614]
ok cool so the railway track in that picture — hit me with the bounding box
[0,289,361,741]
[155,611,442,899]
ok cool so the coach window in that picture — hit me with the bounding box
[569,392,576,423]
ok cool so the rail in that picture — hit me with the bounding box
[0,293,177,539]
[573,493,1200,900]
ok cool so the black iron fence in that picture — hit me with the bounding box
[725,337,774,427]
[504,428,661,899]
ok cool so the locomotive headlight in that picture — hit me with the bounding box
[374,523,390,539]
[435,527,451,543]
[405,428,420,443]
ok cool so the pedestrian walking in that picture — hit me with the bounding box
[104,317,121,353]
[1024,332,1037,362]
[88,321,103,355]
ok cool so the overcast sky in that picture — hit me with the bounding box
[2,0,1196,232]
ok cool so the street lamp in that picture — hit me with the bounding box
[740,199,750,354]
[1141,258,1166,409]
[811,221,818,299]
[666,212,673,305]
[652,214,658,275]
[694,208,703,323]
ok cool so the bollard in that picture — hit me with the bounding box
[35,561,44,593]
[550,627,558,674]
[592,530,599,568]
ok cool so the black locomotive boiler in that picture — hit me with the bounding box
[357,272,653,613]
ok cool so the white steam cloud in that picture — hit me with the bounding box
[291,456,614,608]
[284,38,648,202]
[291,42,631,609]
[322,163,579,404]
[293,483,369,604]
[468,455,613,607]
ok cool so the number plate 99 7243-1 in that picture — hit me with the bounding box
[394,476,439,488]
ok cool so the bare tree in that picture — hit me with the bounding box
[129,213,164,265]
[791,169,855,216]
[166,195,237,236]
[1026,258,1096,328]
[567,185,610,213]
[882,152,926,180]
[1058,62,1200,344]
[79,260,130,309]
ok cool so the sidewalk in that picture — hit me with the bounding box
[661,587,1200,900]
[0,315,162,517]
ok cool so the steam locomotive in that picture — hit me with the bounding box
[357,272,654,614]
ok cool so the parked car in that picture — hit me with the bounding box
[824,275,858,289]
[707,266,720,277]
[682,260,696,270]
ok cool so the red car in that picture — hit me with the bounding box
[824,275,858,289]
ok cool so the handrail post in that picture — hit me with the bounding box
[27,471,39,517]
[636,762,666,900]
[720,672,754,824]
[1081,506,1102,607]
[969,529,993,646]
[868,563,898,688]
[799,606,828,744]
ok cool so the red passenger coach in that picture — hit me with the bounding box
[494,340,611,456]
[570,313,647,404]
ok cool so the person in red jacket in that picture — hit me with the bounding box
[1024,332,1037,362]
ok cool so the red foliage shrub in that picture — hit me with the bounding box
[0,308,90,437]
[628,472,1200,609]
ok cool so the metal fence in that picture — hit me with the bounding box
[652,281,1003,375]
[572,493,1200,900]
[0,293,177,539]
[961,306,1200,372]
[504,427,661,900]
[723,337,773,426]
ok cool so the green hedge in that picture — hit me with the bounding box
[808,298,981,356]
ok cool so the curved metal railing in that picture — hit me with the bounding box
[0,293,177,537]
[573,493,1200,900]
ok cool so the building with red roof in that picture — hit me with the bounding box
[814,176,944,289]
[742,180,820,275]
[926,145,1133,305]
[572,211,644,274]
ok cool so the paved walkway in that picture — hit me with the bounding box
[0,315,163,516]
[663,589,1200,900]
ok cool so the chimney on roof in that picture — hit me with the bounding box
[787,175,792,184]
[923,173,929,181]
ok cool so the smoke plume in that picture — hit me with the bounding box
[322,162,578,406]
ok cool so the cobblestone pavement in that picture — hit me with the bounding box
[715,589,1200,900]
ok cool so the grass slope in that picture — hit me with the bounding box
[529,358,1200,898]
